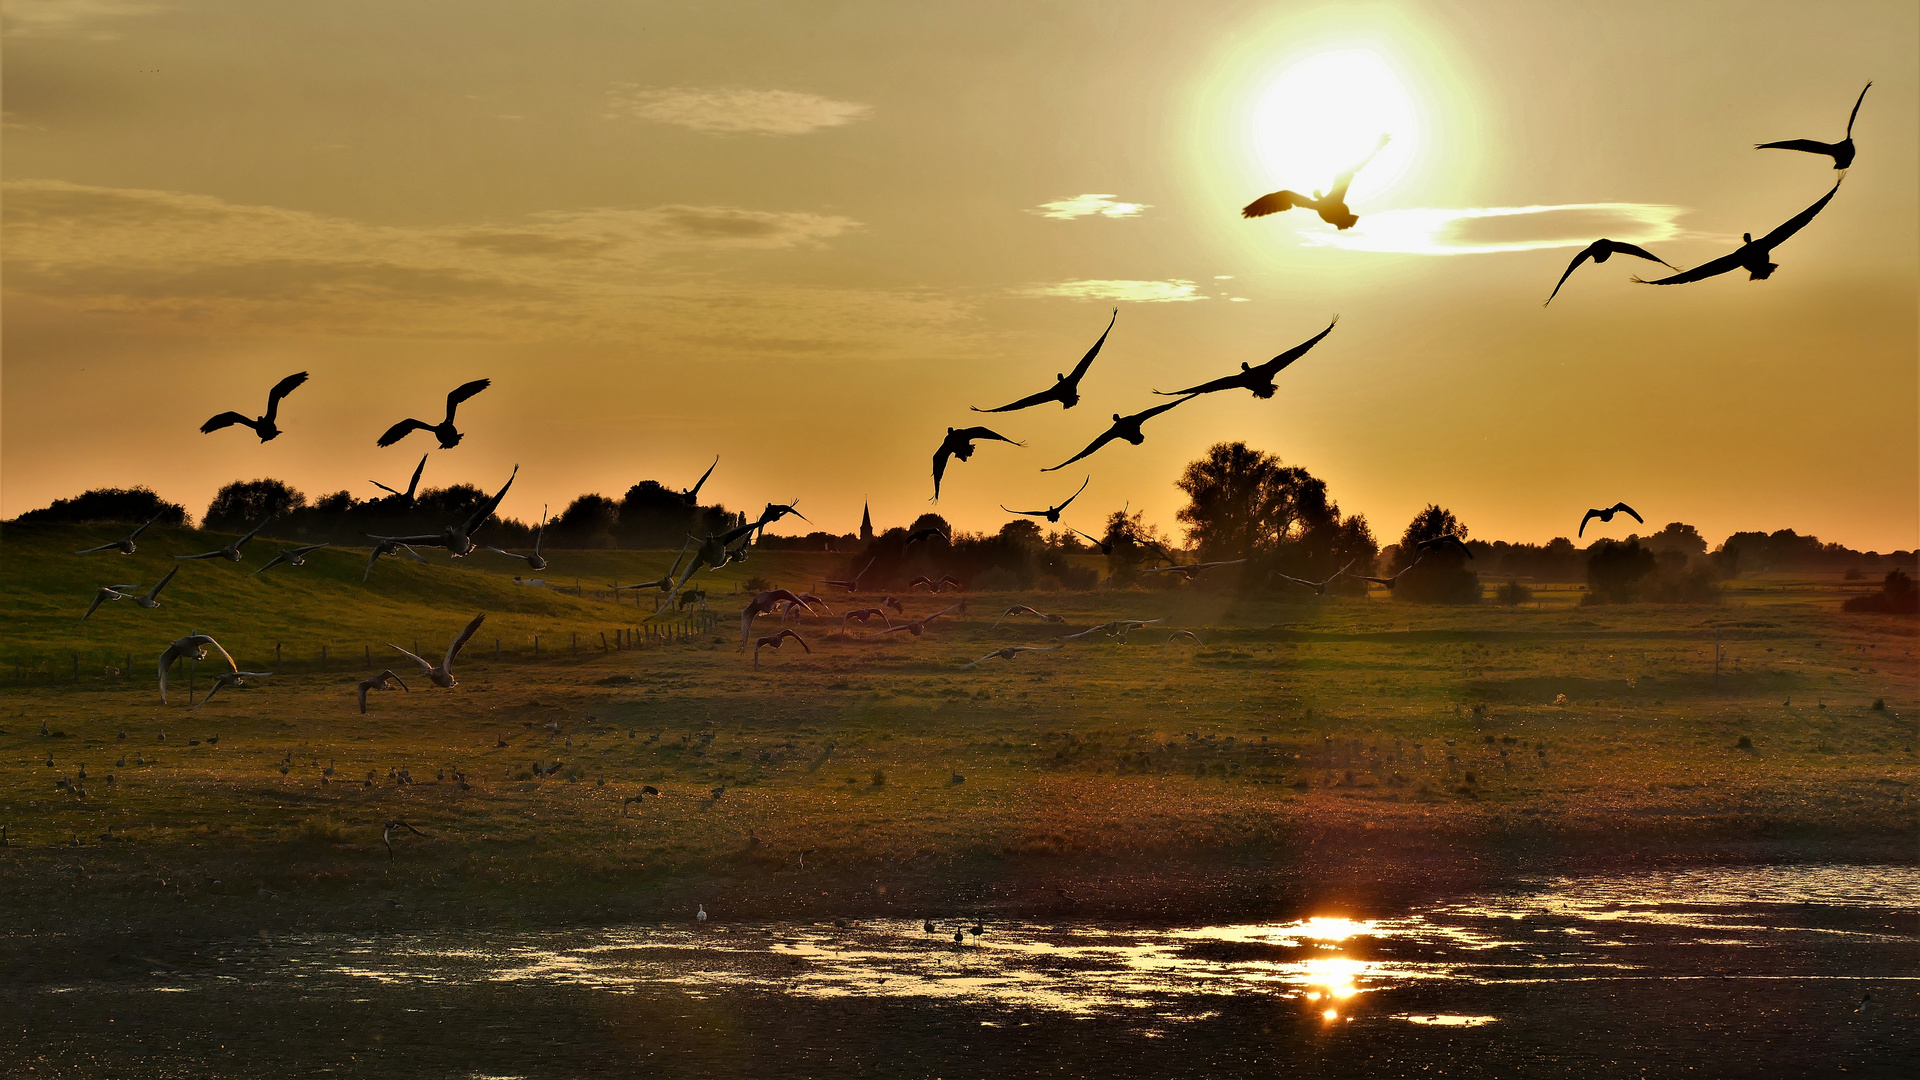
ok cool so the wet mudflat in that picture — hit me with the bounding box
[9,864,1915,1078]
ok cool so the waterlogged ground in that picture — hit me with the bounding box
[10,865,1915,1078]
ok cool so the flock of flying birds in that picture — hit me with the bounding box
[66,82,1871,705]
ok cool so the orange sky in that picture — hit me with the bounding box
[4,1,1916,550]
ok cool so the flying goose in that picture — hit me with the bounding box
[1002,475,1089,523]
[753,628,810,667]
[654,517,763,611]
[252,543,329,577]
[622,785,661,814]
[1062,618,1163,641]
[382,819,426,862]
[932,426,1023,501]
[176,514,275,562]
[1353,556,1423,590]
[1044,396,1197,472]
[366,464,516,557]
[863,602,965,639]
[387,613,485,688]
[82,585,135,622]
[841,607,893,631]
[1634,179,1843,285]
[1140,559,1249,581]
[1543,241,1679,306]
[1579,502,1644,537]
[356,669,409,714]
[905,526,951,547]
[972,310,1116,413]
[1275,559,1356,596]
[1756,82,1871,170]
[740,589,813,648]
[82,566,179,620]
[683,456,719,504]
[369,453,428,502]
[75,512,162,556]
[200,371,308,442]
[1242,135,1390,230]
[376,378,490,448]
[485,505,548,571]
[1154,318,1338,399]
[363,538,427,582]
[158,634,238,704]
[962,645,1063,669]
[819,557,878,593]
[1069,527,1114,555]
[190,670,275,711]
[990,604,1066,630]
[1413,534,1473,558]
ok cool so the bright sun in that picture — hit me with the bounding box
[1247,50,1419,207]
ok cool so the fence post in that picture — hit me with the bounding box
[572,633,577,653]
[276,642,282,664]
[321,644,328,668]
[364,645,371,669]
[496,638,501,659]
[534,635,540,657]
[600,631,608,651]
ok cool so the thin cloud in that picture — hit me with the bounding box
[2,0,163,39]
[1030,194,1150,220]
[1299,203,1690,255]
[606,86,873,135]
[1021,279,1205,302]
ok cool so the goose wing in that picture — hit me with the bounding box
[376,418,433,447]
[1755,178,1843,250]
[443,378,491,423]
[443,613,486,668]
[200,412,255,435]
[1242,189,1307,218]
[387,642,435,675]
[262,371,309,422]
[1612,502,1643,524]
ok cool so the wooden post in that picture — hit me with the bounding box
[571,633,577,653]
[275,642,282,664]
[364,645,371,669]
[534,635,540,657]
[321,644,329,668]
[496,638,501,659]
[600,631,608,651]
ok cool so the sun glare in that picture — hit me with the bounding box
[1247,50,1419,206]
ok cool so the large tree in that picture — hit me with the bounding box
[1392,504,1480,603]
[15,487,191,527]
[1173,442,1376,589]
[204,478,305,533]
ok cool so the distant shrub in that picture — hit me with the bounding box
[974,567,1019,592]
[1586,539,1657,603]
[1495,580,1533,606]
[742,576,772,593]
[13,487,191,527]
[1395,561,1481,604]
[1843,569,1919,615]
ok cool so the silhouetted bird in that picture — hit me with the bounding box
[1354,556,1422,590]
[621,786,661,814]
[682,456,719,504]
[1142,559,1249,581]
[1242,135,1389,229]
[387,613,485,688]
[820,557,878,592]
[157,634,237,704]
[366,465,516,557]
[176,514,275,562]
[1002,475,1088,523]
[905,527,951,547]
[369,453,428,502]
[864,602,965,639]
[1414,534,1472,559]
[251,543,329,577]
[82,566,177,621]
[1044,396,1196,471]
[376,378,490,448]
[740,589,812,648]
[1756,82,1871,170]
[753,628,811,667]
[191,670,274,711]
[75,512,162,556]
[200,371,308,442]
[991,605,1067,630]
[363,538,427,581]
[383,819,425,862]
[1543,241,1679,306]
[841,607,892,632]
[1155,317,1337,399]
[1578,502,1643,537]
[485,505,548,571]
[1634,179,1843,285]
[1069,528,1113,555]
[972,309,1115,412]
[932,426,1023,500]
[356,669,409,714]
[1274,559,1356,596]
[963,645,1063,669]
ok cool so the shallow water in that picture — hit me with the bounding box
[15,865,1917,1078]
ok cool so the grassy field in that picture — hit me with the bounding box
[1,522,1914,949]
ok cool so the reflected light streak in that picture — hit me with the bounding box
[1300,202,1691,255]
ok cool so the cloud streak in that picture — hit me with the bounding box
[1299,203,1690,255]
[1030,194,1150,220]
[1020,279,1205,302]
[2,0,163,39]
[605,86,873,135]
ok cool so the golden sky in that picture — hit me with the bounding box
[4,1,1916,550]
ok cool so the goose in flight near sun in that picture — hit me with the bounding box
[190,670,275,711]
[1578,502,1644,537]
[1242,135,1390,230]
[1043,396,1196,472]
[363,538,427,581]
[75,512,163,556]
[1756,82,1871,170]
[176,514,276,563]
[356,669,409,714]
[387,613,485,688]
[962,645,1063,670]
[972,310,1116,413]
[369,453,429,503]
[157,634,237,704]
[200,371,308,443]
[1543,241,1679,306]
[1634,179,1842,285]
[376,378,490,448]
[753,628,810,667]
[485,505,548,571]
[932,426,1023,500]
[366,465,516,557]
[1003,476,1089,523]
[252,543,329,577]
[1155,318,1338,399]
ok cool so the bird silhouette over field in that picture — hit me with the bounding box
[1756,82,1871,170]
[932,426,1023,500]
[841,607,892,632]
[485,505,548,571]
[363,538,427,581]
[157,634,237,704]
[820,557,878,593]
[82,566,178,621]
[1155,318,1338,399]
[176,514,275,563]
[753,628,810,667]
[387,613,485,688]
[382,820,426,863]
[251,543,328,577]
[1003,476,1088,523]
[740,589,812,648]
[356,669,409,714]
[972,310,1116,413]
[1242,135,1390,230]
[376,378,490,448]
[1044,396,1196,472]
[366,465,516,557]
[991,604,1067,630]
[1141,558,1249,582]
[962,645,1063,669]
[1579,502,1644,537]
[1414,534,1473,559]
[1543,241,1680,306]
[369,454,428,503]
[1353,556,1422,591]
[905,526,951,547]
[200,371,308,443]
[1069,528,1113,556]
[1063,618,1162,642]
[75,513,162,556]
[190,670,274,711]
[1275,559,1356,596]
[864,602,965,639]
[1634,179,1842,285]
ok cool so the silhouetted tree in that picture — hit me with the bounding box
[553,494,619,549]
[998,519,1044,549]
[1393,504,1480,603]
[13,487,191,527]
[204,479,306,533]
[1585,538,1657,603]
[1842,569,1919,614]
[1638,522,1708,557]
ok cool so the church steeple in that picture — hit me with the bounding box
[860,500,874,543]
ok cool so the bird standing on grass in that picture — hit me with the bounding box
[200,371,309,442]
